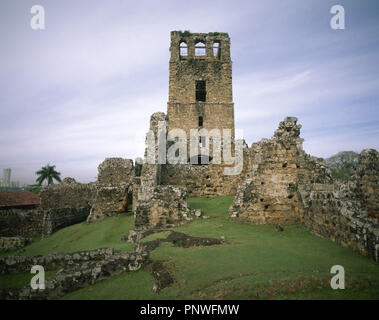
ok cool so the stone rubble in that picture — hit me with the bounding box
[0,247,149,300]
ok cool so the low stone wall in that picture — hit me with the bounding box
[299,182,379,262]
[42,206,91,236]
[0,237,32,252]
[0,247,115,275]
[40,159,135,225]
[0,208,44,237]
[0,205,90,238]
[1,247,148,300]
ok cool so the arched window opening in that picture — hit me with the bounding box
[179,42,188,56]
[213,42,221,58]
[195,42,206,56]
[198,116,203,127]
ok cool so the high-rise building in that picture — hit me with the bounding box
[2,168,11,187]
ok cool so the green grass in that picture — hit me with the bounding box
[2,196,379,299]
[0,214,134,258]
[140,231,172,243]
[0,271,57,290]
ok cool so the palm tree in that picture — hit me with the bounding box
[36,164,62,186]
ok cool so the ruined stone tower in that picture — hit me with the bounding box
[159,31,245,196]
[167,31,235,160]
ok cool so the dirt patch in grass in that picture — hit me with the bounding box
[144,259,174,292]
[140,231,226,252]
[167,231,226,247]
[141,231,227,291]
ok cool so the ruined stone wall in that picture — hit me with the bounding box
[42,206,91,236]
[0,208,44,237]
[0,179,96,238]
[134,185,197,230]
[355,149,379,219]
[1,247,148,300]
[39,178,95,230]
[296,149,379,262]
[86,158,135,223]
[97,158,134,185]
[39,178,96,210]
[0,237,32,252]
[161,161,247,197]
[299,182,379,262]
[229,117,332,225]
[87,184,131,223]
[40,158,135,226]
[134,113,199,230]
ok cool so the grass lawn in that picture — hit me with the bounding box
[1,196,379,299]
[0,214,134,259]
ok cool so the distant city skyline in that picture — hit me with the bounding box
[0,168,21,188]
[1,0,378,184]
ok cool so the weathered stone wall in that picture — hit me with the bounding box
[0,180,94,238]
[87,184,131,223]
[0,237,32,252]
[42,206,91,236]
[0,247,115,274]
[86,158,135,223]
[161,161,247,197]
[0,208,44,237]
[97,158,134,185]
[134,112,201,230]
[40,159,135,226]
[39,178,95,231]
[355,149,379,219]
[134,185,197,230]
[1,247,148,300]
[229,117,332,225]
[169,31,232,103]
[299,182,379,262]
[39,179,96,210]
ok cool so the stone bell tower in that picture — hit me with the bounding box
[167,31,235,161]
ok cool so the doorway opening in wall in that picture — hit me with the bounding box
[196,80,206,102]
[125,189,133,213]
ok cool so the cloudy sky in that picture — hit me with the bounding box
[0,0,378,184]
